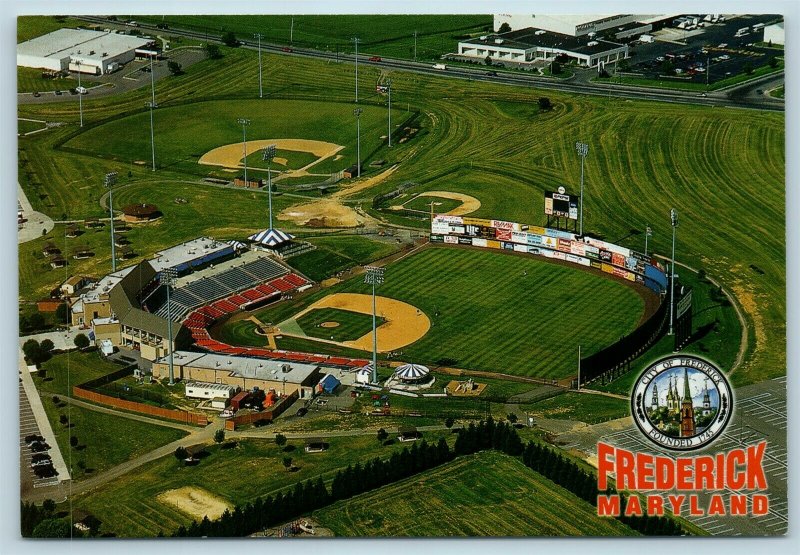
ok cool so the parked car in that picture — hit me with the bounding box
[31,453,51,463]
[296,407,308,417]
[369,56,381,62]
[281,47,293,53]
[29,442,50,453]
[32,91,40,97]
[486,71,498,76]
[220,409,234,418]
[24,434,44,445]
[55,90,63,95]
[33,465,56,478]
[31,459,53,468]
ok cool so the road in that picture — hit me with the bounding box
[71,16,783,112]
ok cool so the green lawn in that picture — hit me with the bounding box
[70,432,454,537]
[522,391,628,424]
[770,86,784,99]
[17,15,85,42]
[18,118,47,135]
[34,350,122,397]
[244,246,646,380]
[403,194,462,213]
[39,400,187,481]
[295,307,383,342]
[314,450,638,536]
[17,67,87,94]
[287,234,401,282]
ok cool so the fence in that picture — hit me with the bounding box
[224,390,299,430]
[72,386,209,426]
[578,291,670,387]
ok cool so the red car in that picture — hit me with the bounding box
[281,47,293,53]
[369,56,381,62]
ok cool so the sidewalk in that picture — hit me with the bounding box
[18,348,71,483]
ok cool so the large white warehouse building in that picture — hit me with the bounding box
[494,14,641,36]
[17,28,154,75]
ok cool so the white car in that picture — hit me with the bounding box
[220,409,234,418]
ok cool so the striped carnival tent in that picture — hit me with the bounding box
[355,365,372,384]
[227,240,247,251]
[393,363,430,383]
[248,228,294,248]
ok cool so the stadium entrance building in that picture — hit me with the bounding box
[456,28,628,68]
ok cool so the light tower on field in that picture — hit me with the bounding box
[353,108,363,177]
[237,118,251,185]
[145,101,156,171]
[575,141,589,236]
[76,60,84,127]
[364,266,385,384]
[104,172,118,272]
[669,208,678,336]
[386,78,393,147]
[262,144,277,229]
[161,266,178,386]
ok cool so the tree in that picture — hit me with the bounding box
[40,339,54,353]
[618,59,630,72]
[282,456,293,471]
[22,339,40,360]
[768,56,778,68]
[538,97,553,111]
[275,433,287,448]
[74,333,90,351]
[660,60,675,76]
[377,428,388,443]
[167,60,183,75]
[59,414,68,426]
[484,55,493,66]
[221,31,239,47]
[69,435,78,448]
[55,303,68,323]
[444,417,454,429]
[42,499,56,515]
[174,446,188,460]
[498,22,511,33]
[32,518,71,538]
[743,62,754,75]
[507,412,518,424]
[28,312,45,331]
[214,429,226,444]
[550,61,562,75]
[205,43,222,59]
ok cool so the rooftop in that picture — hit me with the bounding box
[462,28,625,55]
[80,266,135,304]
[149,236,232,273]
[17,28,152,64]
[162,351,324,384]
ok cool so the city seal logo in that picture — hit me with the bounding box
[631,355,733,451]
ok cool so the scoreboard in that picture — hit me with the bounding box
[544,190,578,220]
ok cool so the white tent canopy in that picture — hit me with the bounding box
[248,228,294,247]
[393,363,430,381]
[355,365,372,384]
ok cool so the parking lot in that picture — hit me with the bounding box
[558,376,787,536]
[19,380,60,497]
[622,15,783,85]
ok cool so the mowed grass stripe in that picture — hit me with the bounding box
[314,451,636,537]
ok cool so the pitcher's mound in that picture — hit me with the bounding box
[320,321,340,328]
[157,486,232,521]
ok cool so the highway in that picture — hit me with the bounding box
[73,16,784,112]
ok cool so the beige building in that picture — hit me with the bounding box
[152,351,326,399]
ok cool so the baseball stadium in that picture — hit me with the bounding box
[16,13,784,540]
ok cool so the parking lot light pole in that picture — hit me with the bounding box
[669,209,678,336]
[262,144,277,228]
[575,142,589,236]
[146,101,156,171]
[237,118,251,184]
[104,172,118,272]
[254,33,264,98]
[149,53,156,107]
[76,60,83,127]
[351,37,361,103]
[354,108,363,177]
[364,266,385,384]
[162,267,178,386]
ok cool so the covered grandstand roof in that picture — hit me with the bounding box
[248,228,294,247]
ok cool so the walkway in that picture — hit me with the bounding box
[17,182,54,243]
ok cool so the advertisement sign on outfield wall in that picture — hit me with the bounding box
[599,249,613,263]
[487,240,501,249]
[514,244,528,253]
[557,238,572,252]
[566,253,591,267]
[491,219,519,231]
[472,238,487,248]
[512,231,528,244]
[612,252,627,267]
[437,215,464,224]
[462,217,492,227]
[458,237,472,245]
[444,235,458,244]
[496,229,512,241]
[541,236,558,249]
[429,234,444,243]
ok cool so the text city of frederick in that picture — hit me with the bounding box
[595,442,770,518]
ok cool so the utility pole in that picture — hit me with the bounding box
[414,30,418,62]
[146,101,156,171]
[162,267,178,386]
[351,37,361,103]
[353,108,363,177]
[575,142,589,236]
[577,345,581,390]
[149,53,156,107]
[364,266,385,384]
[706,55,710,90]
[104,172,118,272]
[290,17,294,46]
[237,118,251,185]
[76,60,83,127]
[387,78,393,147]
[254,33,264,98]
[669,209,678,336]
[263,144,277,229]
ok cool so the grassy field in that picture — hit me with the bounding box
[18,118,46,135]
[296,307,382,342]
[70,432,454,537]
[39,399,187,481]
[34,350,122,397]
[17,15,85,42]
[245,246,645,379]
[314,450,637,536]
[134,15,491,61]
[17,17,785,389]
[287,234,401,282]
[17,67,88,94]
[522,392,628,424]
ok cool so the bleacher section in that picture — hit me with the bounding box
[153,256,289,321]
[180,273,369,370]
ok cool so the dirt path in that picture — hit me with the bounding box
[332,164,400,199]
[278,293,430,352]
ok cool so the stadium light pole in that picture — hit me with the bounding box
[413,30,417,62]
[364,266,385,384]
[76,60,83,127]
[354,108,363,177]
[386,78,393,147]
[254,33,264,98]
[575,142,589,236]
[351,37,361,103]
[146,101,156,171]
[263,144,277,229]
[669,209,678,336]
[104,172,118,272]
[644,225,652,256]
[162,267,178,386]
[238,118,251,185]
[149,53,156,108]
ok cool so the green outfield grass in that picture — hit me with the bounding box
[287,235,401,282]
[61,99,409,177]
[403,194,462,213]
[314,450,638,536]
[295,307,383,342]
[245,246,646,379]
[70,432,454,537]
